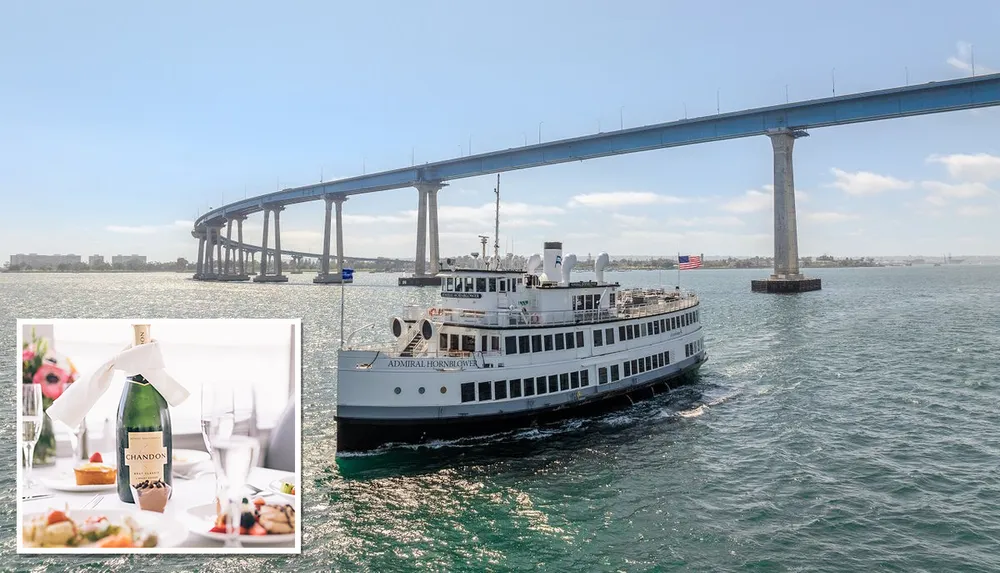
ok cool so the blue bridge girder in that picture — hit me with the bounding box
[194,72,1000,230]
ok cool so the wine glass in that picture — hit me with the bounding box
[21,384,43,491]
[201,383,235,519]
[65,422,86,466]
[209,417,260,548]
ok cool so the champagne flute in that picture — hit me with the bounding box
[209,420,260,548]
[201,383,235,521]
[21,384,43,491]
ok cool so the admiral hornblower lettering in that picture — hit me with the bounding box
[386,359,478,368]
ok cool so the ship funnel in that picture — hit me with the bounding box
[561,253,577,285]
[595,252,610,284]
[526,253,542,275]
[540,241,562,283]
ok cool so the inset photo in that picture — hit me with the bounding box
[16,319,301,554]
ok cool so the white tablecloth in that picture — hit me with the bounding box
[21,456,298,550]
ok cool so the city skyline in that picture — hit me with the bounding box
[2,1,999,262]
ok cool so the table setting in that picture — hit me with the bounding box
[18,323,300,553]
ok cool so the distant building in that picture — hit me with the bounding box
[9,253,81,268]
[88,255,105,267]
[112,254,147,267]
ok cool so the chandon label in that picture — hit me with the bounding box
[386,359,478,368]
[124,430,167,484]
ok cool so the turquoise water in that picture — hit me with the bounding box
[1,266,998,572]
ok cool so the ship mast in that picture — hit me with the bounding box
[493,173,501,269]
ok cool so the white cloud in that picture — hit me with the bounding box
[612,213,651,226]
[173,220,194,227]
[804,211,861,222]
[826,168,913,196]
[924,195,949,207]
[721,187,771,213]
[106,225,162,234]
[920,180,993,199]
[926,153,1000,182]
[568,191,688,208]
[666,216,745,227]
[956,205,994,217]
[946,41,997,75]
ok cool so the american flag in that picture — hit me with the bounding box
[678,255,702,270]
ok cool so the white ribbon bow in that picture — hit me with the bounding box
[46,340,190,429]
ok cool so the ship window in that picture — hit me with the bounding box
[645,356,652,371]
[473,277,484,292]
[440,333,448,349]
[638,358,645,373]
[489,278,496,292]
[499,279,507,292]
[619,325,625,341]
[624,361,631,377]
[566,332,575,349]
[570,371,579,389]
[611,364,620,381]
[462,335,475,353]
[575,331,584,347]
[581,369,589,386]
[509,379,522,398]
[685,344,689,357]
[505,336,517,355]
[446,277,453,291]
[593,329,603,347]
[492,336,500,352]
[598,367,608,384]
[450,334,459,350]
[585,295,594,310]
[465,277,474,291]
[454,279,463,292]
[555,334,565,351]
[560,373,570,391]
[536,378,547,394]
[626,325,634,340]
[518,335,530,354]
[544,335,554,351]
[478,381,492,401]
[653,321,660,335]
[481,335,487,352]
[642,323,648,337]
[461,382,475,403]
[549,375,559,393]
[531,334,542,353]
[523,378,535,396]
[671,317,677,330]
[494,380,507,400]
[664,351,670,364]
[511,280,516,292]
[631,359,639,374]
[606,328,614,344]
[572,296,579,311]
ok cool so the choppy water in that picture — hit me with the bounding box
[1,266,998,572]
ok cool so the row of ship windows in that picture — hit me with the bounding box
[503,309,700,356]
[459,349,679,403]
[445,276,522,293]
[594,309,699,348]
[684,339,704,358]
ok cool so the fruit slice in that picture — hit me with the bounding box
[89,452,103,463]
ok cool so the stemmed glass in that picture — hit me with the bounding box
[201,383,235,509]
[21,384,43,492]
[204,383,260,548]
[65,422,87,466]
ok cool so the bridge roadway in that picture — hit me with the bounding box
[191,72,1000,289]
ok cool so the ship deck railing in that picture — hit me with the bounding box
[400,292,699,328]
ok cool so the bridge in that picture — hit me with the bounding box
[192,72,1000,290]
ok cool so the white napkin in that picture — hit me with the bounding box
[46,340,190,429]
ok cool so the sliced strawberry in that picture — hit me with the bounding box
[89,452,102,463]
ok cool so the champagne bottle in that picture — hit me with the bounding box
[116,324,173,503]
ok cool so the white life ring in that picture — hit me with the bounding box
[530,314,540,324]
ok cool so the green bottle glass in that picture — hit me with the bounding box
[116,324,173,503]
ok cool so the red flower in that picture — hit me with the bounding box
[33,364,69,400]
[22,346,35,362]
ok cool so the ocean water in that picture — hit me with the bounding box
[1,266,998,572]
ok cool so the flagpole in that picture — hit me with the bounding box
[676,251,681,289]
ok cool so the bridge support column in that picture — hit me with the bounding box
[204,227,216,279]
[400,182,446,286]
[195,233,206,279]
[215,225,224,276]
[224,219,233,274]
[315,196,350,284]
[273,206,284,276]
[237,216,246,277]
[255,208,270,279]
[752,129,821,294]
[255,206,289,283]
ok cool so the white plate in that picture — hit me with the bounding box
[181,503,296,545]
[172,449,211,473]
[266,475,298,503]
[20,508,187,550]
[40,472,118,493]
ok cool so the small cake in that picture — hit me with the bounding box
[132,479,171,513]
[73,462,116,486]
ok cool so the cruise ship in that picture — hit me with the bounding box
[335,241,708,453]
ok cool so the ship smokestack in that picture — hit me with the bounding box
[560,253,577,285]
[540,241,562,283]
[595,252,610,284]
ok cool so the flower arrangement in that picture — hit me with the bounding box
[22,329,79,465]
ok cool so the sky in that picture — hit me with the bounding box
[2,0,999,262]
